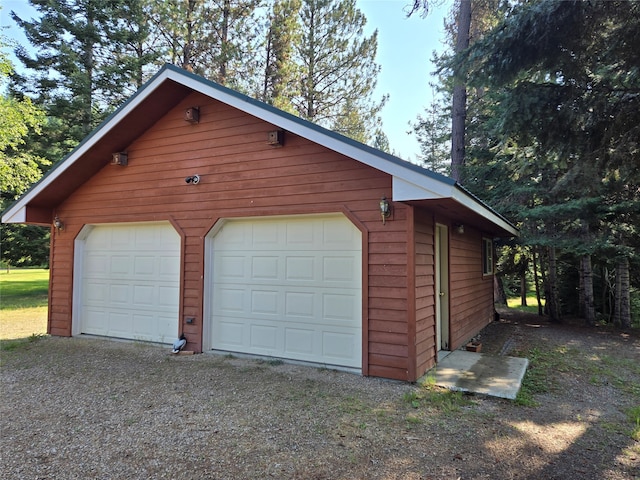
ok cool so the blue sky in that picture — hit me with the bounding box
[1,0,451,161]
[358,0,451,161]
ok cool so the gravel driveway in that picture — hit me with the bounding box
[1,311,639,479]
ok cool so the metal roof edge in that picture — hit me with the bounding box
[453,183,519,236]
[2,66,176,223]
[3,64,516,237]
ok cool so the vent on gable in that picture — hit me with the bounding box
[267,129,284,147]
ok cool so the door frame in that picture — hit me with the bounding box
[435,223,450,356]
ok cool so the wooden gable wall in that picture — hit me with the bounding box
[47,91,419,381]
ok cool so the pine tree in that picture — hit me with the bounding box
[450,0,640,325]
[261,0,302,113]
[412,86,450,175]
[147,0,262,89]
[11,0,153,154]
[293,0,385,144]
[450,0,470,182]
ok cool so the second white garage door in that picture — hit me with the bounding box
[208,214,362,369]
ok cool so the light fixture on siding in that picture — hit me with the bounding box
[111,152,128,166]
[53,216,64,232]
[184,107,200,124]
[455,224,465,234]
[380,196,391,225]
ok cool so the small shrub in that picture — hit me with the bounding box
[404,384,472,414]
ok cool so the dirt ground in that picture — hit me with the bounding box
[1,309,638,480]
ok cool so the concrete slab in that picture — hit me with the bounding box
[431,351,529,400]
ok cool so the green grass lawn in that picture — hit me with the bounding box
[507,294,545,314]
[0,269,49,341]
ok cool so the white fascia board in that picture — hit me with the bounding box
[167,69,449,191]
[392,176,454,201]
[1,206,27,224]
[2,70,176,224]
[451,187,519,235]
[174,70,522,235]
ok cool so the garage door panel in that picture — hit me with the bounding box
[252,256,279,279]
[285,256,315,281]
[108,311,130,335]
[284,328,314,354]
[323,218,360,248]
[218,321,244,346]
[158,285,179,306]
[210,215,361,369]
[251,290,279,315]
[250,324,278,349]
[132,285,154,306]
[323,256,357,283]
[284,291,315,318]
[79,223,180,344]
[134,256,155,275]
[85,281,107,304]
[84,309,107,334]
[110,284,130,305]
[323,293,357,321]
[322,331,358,360]
[218,255,246,278]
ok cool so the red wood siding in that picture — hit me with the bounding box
[47,91,414,381]
[413,209,436,379]
[448,227,494,350]
[367,204,411,380]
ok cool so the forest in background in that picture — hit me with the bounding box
[412,0,639,328]
[2,0,639,327]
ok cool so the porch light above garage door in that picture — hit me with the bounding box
[53,216,64,232]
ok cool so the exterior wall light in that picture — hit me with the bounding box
[380,196,391,225]
[455,224,465,234]
[53,216,64,232]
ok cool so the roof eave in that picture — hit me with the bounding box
[3,64,518,238]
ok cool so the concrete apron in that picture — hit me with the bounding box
[429,351,529,400]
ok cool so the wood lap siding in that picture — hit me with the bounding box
[367,204,411,381]
[414,210,436,379]
[49,234,73,337]
[448,229,494,350]
[49,91,414,379]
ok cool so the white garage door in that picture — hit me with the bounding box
[78,223,180,344]
[209,214,362,369]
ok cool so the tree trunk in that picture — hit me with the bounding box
[546,246,561,322]
[262,23,273,101]
[219,0,231,84]
[578,258,585,318]
[520,273,527,307]
[614,256,631,328]
[532,246,543,316]
[183,0,196,71]
[450,0,471,182]
[494,275,507,305]
[581,255,595,325]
